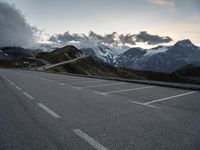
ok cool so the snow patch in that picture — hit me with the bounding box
[144,46,169,56]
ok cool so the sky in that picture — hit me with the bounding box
[1,0,200,48]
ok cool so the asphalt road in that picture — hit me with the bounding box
[0,69,200,150]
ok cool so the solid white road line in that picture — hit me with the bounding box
[47,80,55,83]
[58,82,66,86]
[73,86,82,90]
[96,86,155,95]
[10,82,15,85]
[144,91,198,105]
[94,91,108,96]
[74,80,106,84]
[73,129,109,150]
[15,86,22,91]
[37,103,61,118]
[23,92,34,100]
[77,82,127,89]
[130,100,157,108]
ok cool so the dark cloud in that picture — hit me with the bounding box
[88,31,117,44]
[135,31,173,45]
[0,2,36,48]
[88,31,104,41]
[119,34,135,45]
[48,31,172,47]
[49,31,87,43]
[49,31,119,45]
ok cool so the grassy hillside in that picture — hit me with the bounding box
[0,58,44,68]
[47,56,197,84]
[172,64,200,84]
[35,45,198,84]
[36,45,83,63]
[174,64,200,77]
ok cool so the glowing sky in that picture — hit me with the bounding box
[3,0,200,47]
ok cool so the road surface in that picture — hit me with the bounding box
[0,69,200,150]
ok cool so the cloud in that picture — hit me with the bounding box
[49,31,135,47]
[49,31,87,43]
[135,31,173,45]
[147,0,176,12]
[0,2,36,48]
[118,34,135,45]
[89,31,117,44]
[48,31,173,48]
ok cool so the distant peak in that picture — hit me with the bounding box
[173,39,200,49]
[175,39,192,46]
[62,45,77,49]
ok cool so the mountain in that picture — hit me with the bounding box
[114,47,146,68]
[48,40,200,73]
[1,44,198,85]
[0,47,44,68]
[36,45,83,64]
[47,56,132,78]
[144,46,170,56]
[114,40,200,73]
[0,49,11,60]
[80,44,117,64]
[44,47,196,85]
[0,47,35,58]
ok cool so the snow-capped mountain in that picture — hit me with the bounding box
[80,44,119,64]
[115,39,200,72]
[114,47,146,67]
[144,46,170,57]
[35,39,200,73]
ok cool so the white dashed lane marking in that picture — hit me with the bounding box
[15,86,22,91]
[23,92,34,100]
[10,82,15,85]
[73,129,109,150]
[58,82,66,86]
[73,86,83,90]
[37,103,61,118]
